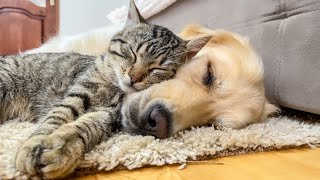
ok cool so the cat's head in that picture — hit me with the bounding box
[108,0,210,93]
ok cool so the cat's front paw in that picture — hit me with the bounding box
[15,135,46,176]
[15,134,84,179]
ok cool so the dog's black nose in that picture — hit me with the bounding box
[146,106,169,139]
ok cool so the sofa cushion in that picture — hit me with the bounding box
[150,0,320,115]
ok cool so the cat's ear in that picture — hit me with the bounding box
[125,0,148,27]
[186,35,212,59]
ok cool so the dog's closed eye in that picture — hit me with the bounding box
[202,62,215,87]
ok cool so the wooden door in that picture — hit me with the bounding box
[0,0,59,55]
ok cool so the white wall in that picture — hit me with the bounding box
[59,0,129,36]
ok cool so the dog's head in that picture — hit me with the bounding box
[121,25,278,139]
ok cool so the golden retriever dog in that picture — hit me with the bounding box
[121,25,278,138]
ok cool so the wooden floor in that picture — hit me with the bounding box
[74,148,320,180]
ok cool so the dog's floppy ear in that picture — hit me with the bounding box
[186,35,212,59]
[179,24,204,39]
[125,0,148,27]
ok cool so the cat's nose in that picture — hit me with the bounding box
[145,105,170,139]
[130,75,139,84]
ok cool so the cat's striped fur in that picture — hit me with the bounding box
[9,1,210,179]
[9,53,122,178]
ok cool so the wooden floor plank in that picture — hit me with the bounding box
[73,148,320,180]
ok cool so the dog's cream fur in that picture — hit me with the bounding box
[25,23,278,135]
[122,25,278,135]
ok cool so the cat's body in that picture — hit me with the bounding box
[0,53,101,123]
[5,52,123,178]
[5,1,209,178]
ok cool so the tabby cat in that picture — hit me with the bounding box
[0,0,210,179]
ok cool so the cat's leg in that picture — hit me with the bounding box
[16,109,117,179]
[32,93,90,136]
[15,93,90,175]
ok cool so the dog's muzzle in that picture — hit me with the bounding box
[123,102,171,139]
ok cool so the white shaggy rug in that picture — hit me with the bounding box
[1,116,320,179]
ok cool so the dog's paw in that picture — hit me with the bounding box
[15,134,84,179]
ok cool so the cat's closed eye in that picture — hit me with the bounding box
[123,46,137,63]
[109,41,136,63]
[149,67,166,73]
[159,58,167,65]
[110,49,126,59]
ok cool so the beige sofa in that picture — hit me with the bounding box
[150,0,320,115]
